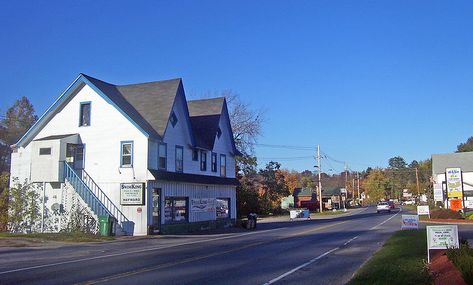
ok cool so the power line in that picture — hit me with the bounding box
[254,143,315,151]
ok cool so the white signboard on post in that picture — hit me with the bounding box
[401,215,419,230]
[417,205,430,216]
[120,183,145,205]
[190,198,216,213]
[433,183,443,202]
[426,225,459,263]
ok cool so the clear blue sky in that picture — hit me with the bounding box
[1,1,473,172]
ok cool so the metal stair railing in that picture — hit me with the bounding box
[63,162,130,230]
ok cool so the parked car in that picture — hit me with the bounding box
[402,200,415,205]
[377,202,391,213]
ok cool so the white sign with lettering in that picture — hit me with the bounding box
[120,183,145,205]
[401,215,419,230]
[417,205,430,216]
[191,198,216,213]
[426,225,459,263]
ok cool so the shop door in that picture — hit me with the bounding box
[152,188,161,233]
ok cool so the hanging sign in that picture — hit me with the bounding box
[120,183,145,205]
[190,198,216,213]
[446,168,463,198]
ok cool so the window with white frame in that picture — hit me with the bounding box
[175,146,183,172]
[211,153,217,172]
[120,141,133,167]
[200,151,207,171]
[220,154,226,177]
[159,143,167,169]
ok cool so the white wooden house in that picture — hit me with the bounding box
[10,74,240,235]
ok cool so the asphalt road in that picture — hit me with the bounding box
[0,207,404,285]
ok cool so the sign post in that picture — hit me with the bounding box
[446,168,463,210]
[426,225,459,263]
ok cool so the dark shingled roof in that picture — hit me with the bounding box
[149,170,239,186]
[187,98,225,150]
[82,74,181,138]
[187,97,225,116]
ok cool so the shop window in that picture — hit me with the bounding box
[175,146,183,172]
[220,154,226,177]
[159,143,167,169]
[79,102,91,126]
[120,141,133,167]
[216,198,230,219]
[164,197,188,223]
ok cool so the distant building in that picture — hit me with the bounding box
[432,152,473,211]
[293,188,316,207]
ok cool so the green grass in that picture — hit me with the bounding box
[311,210,347,216]
[349,230,431,285]
[0,232,114,242]
[401,205,417,212]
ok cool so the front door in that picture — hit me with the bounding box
[66,144,85,171]
[152,188,161,234]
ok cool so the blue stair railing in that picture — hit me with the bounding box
[63,161,131,234]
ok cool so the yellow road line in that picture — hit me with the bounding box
[81,221,347,284]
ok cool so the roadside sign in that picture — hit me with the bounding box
[401,215,419,230]
[450,199,463,212]
[426,225,459,263]
[446,168,463,198]
[417,205,430,216]
[433,183,443,202]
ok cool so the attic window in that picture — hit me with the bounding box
[170,111,178,127]
[217,127,222,138]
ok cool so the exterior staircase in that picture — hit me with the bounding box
[63,162,133,235]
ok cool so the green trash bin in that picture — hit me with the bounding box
[98,215,112,236]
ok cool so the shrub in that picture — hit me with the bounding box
[430,208,463,220]
[447,243,473,285]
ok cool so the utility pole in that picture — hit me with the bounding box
[317,145,323,213]
[344,162,348,211]
[415,167,421,202]
[357,172,360,200]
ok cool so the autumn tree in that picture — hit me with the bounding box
[364,169,388,203]
[259,161,289,213]
[280,169,300,194]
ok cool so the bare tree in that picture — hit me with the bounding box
[224,90,264,155]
